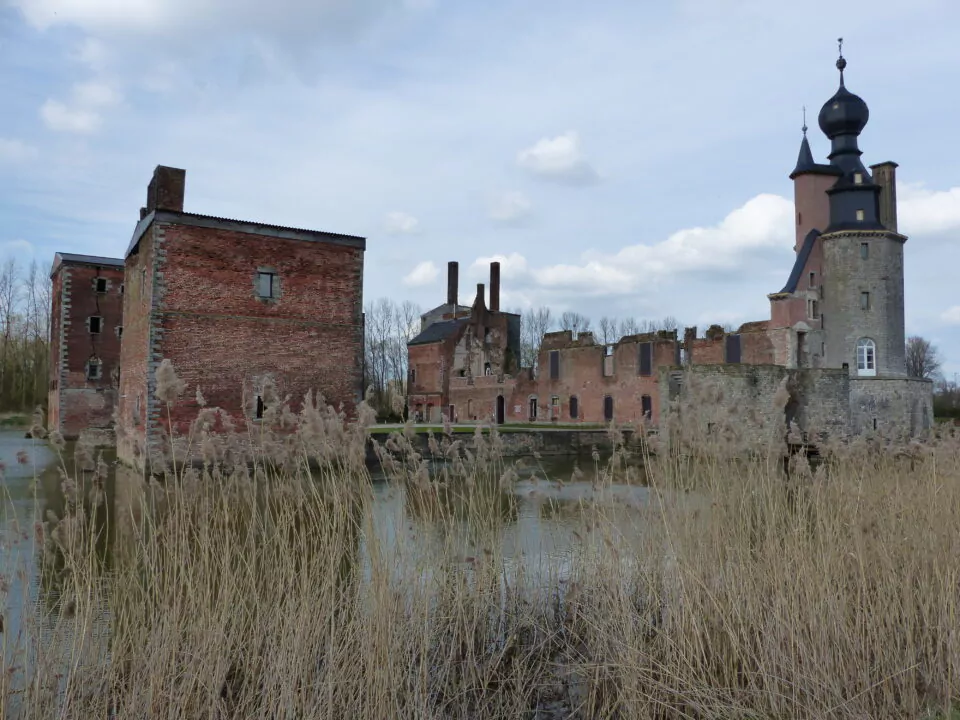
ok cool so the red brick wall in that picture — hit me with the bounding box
[794,174,834,251]
[49,261,125,438]
[157,221,364,436]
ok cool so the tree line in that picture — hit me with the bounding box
[0,258,52,414]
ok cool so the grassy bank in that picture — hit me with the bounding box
[6,364,960,718]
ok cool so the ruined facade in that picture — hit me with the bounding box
[407,50,934,442]
[48,253,126,438]
[49,165,366,470]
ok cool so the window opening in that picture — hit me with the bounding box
[95,277,107,293]
[549,350,560,380]
[550,395,560,419]
[860,291,870,311]
[569,396,579,419]
[528,396,538,421]
[89,316,102,334]
[639,342,653,376]
[856,338,877,376]
[856,209,865,221]
[86,359,101,381]
[641,395,652,420]
[809,271,816,288]
[256,395,265,419]
[257,271,277,299]
[860,242,869,259]
[603,395,614,422]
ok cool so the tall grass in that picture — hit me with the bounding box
[4,363,960,718]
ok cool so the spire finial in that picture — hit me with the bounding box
[836,37,847,85]
[802,105,808,136]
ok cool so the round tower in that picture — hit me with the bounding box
[818,42,907,378]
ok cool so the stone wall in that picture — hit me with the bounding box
[849,377,934,438]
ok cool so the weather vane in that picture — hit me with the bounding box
[802,105,807,136]
[836,37,847,82]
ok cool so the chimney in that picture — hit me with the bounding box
[475,283,486,310]
[870,161,898,232]
[145,165,186,214]
[447,261,459,306]
[683,326,697,364]
[489,261,501,313]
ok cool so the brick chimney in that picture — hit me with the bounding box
[447,261,459,306]
[870,161,899,232]
[145,165,186,214]
[489,261,500,313]
[475,283,486,310]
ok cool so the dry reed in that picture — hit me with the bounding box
[2,364,960,719]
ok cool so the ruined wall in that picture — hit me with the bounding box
[408,341,450,421]
[849,377,934,438]
[50,261,125,438]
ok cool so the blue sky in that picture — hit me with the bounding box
[1,0,958,376]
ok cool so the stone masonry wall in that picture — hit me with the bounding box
[50,262,125,438]
[849,377,934,438]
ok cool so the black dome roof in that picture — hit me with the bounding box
[818,84,869,139]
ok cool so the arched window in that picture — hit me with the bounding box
[856,338,877,377]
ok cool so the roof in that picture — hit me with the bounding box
[789,135,843,180]
[55,253,124,267]
[779,229,820,293]
[408,318,467,346]
[51,252,124,277]
[126,209,366,258]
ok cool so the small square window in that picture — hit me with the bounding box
[860,242,869,259]
[257,271,277,299]
[89,316,102,333]
[856,209,865,221]
[95,278,107,293]
[854,172,863,185]
[86,360,101,381]
[860,291,870,310]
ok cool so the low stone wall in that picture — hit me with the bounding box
[367,427,636,464]
[849,377,934,437]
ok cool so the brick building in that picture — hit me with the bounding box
[48,253,125,439]
[114,166,366,469]
[407,49,933,441]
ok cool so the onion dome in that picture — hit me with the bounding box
[818,45,869,139]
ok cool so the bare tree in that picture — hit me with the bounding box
[905,336,942,380]
[598,316,619,345]
[559,311,591,338]
[521,306,552,371]
[617,317,641,337]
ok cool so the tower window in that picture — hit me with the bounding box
[88,316,102,334]
[809,271,816,288]
[797,212,802,226]
[857,338,877,377]
[860,291,870,311]
[856,209,865,221]
[256,395,265,419]
[860,242,869,259]
[95,277,107,293]
[854,172,863,185]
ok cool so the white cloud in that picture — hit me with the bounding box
[942,306,960,326]
[472,252,528,279]
[517,131,599,185]
[898,183,960,236]
[469,193,792,299]
[0,138,38,163]
[402,260,439,287]
[384,211,420,234]
[0,240,34,256]
[40,80,121,134]
[73,37,110,71]
[489,191,532,223]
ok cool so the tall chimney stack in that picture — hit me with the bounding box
[475,283,486,309]
[489,261,501,313]
[870,161,898,232]
[447,261,459,306]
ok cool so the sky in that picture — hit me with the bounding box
[1,0,958,377]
